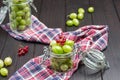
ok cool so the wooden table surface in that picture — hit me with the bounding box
[0,0,120,80]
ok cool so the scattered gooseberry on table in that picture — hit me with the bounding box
[72,19,80,26]
[66,20,73,27]
[88,7,94,13]
[77,13,84,20]
[4,57,12,66]
[69,13,77,19]
[0,59,4,68]
[78,8,85,14]
[66,6,95,27]
[0,68,8,77]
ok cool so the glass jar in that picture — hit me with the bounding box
[81,49,110,74]
[49,47,76,72]
[9,0,31,33]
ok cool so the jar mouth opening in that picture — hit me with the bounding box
[9,1,30,5]
[49,46,76,58]
[51,51,74,56]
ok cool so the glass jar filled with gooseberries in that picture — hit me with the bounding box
[9,0,31,33]
[49,34,76,72]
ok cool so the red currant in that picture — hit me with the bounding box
[18,52,23,56]
[23,49,28,53]
[24,46,29,50]
[18,48,22,53]
[55,33,67,46]
[23,46,29,53]
[18,45,29,56]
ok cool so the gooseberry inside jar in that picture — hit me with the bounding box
[49,33,76,72]
[9,0,31,33]
[50,48,75,72]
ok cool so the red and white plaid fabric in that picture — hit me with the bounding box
[0,15,108,80]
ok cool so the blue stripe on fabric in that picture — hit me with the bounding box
[93,34,101,41]
[72,31,80,35]
[47,31,55,38]
[99,39,105,45]
[26,61,43,74]
[33,20,40,25]
[43,29,48,31]
[54,29,61,33]
[26,61,36,67]
[13,73,23,80]
[15,76,22,80]
[52,77,61,80]
[47,76,61,80]
[16,35,24,40]
[31,65,42,73]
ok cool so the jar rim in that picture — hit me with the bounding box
[9,1,30,5]
[49,46,76,58]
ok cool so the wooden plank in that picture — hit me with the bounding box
[15,42,35,70]
[0,29,8,56]
[100,0,120,80]
[112,0,120,22]
[65,0,92,32]
[0,1,16,79]
[38,0,65,31]
[88,0,108,80]
[15,0,42,71]
[66,0,101,80]
[0,0,120,80]
[31,0,42,18]
[0,1,41,80]
[65,0,88,80]
[34,44,48,57]
[82,0,102,79]
[0,0,9,54]
[71,64,86,80]
[34,0,66,56]
[32,0,47,57]
[0,31,8,80]
[0,36,21,80]
[89,0,107,25]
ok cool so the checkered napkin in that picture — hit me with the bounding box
[0,15,108,80]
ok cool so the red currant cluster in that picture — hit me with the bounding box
[56,33,66,46]
[18,46,29,56]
